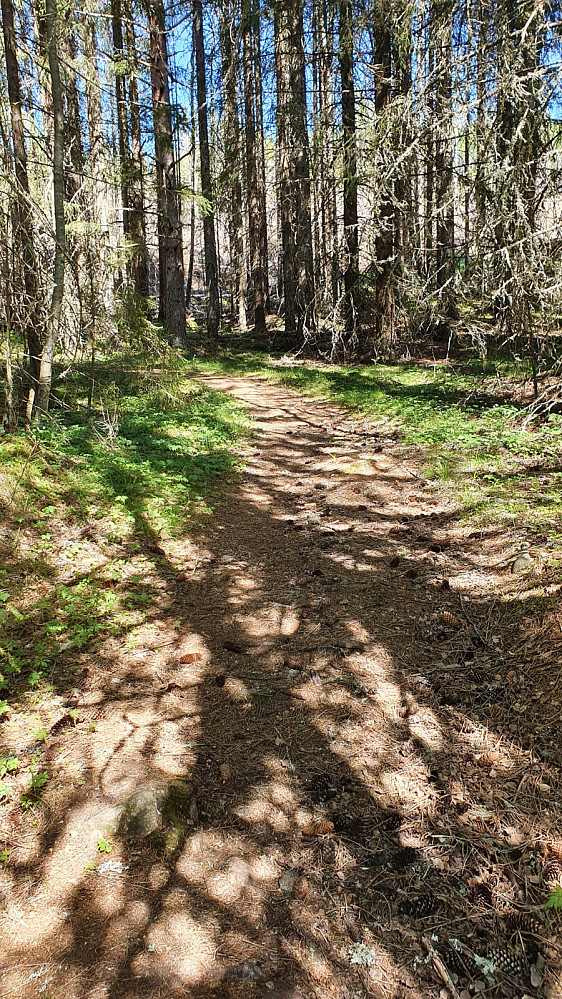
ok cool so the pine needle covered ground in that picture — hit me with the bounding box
[0,351,561,999]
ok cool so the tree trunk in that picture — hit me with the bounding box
[474,0,487,280]
[219,0,246,328]
[112,0,131,243]
[274,0,315,345]
[1,0,42,408]
[252,12,270,313]
[273,2,296,339]
[63,29,85,203]
[393,4,413,284]
[319,1,338,308]
[373,17,393,343]
[193,0,220,340]
[312,0,337,309]
[34,0,65,421]
[147,0,186,346]
[338,0,359,347]
[124,0,149,296]
[243,0,266,330]
[432,0,455,312]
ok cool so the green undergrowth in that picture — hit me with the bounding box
[0,350,251,698]
[190,353,562,544]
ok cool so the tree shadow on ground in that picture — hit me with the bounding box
[1,377,561,999]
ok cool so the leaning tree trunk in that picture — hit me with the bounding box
[34,0,65,421]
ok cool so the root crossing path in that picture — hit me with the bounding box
[2,374,560,999]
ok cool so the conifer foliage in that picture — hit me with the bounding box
[1,0,561,419]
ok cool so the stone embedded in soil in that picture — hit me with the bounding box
[511,552,534,572]
[278,867,301,893]
[116,779,194,838]
[225,962,265,981]
[117,784,168,837]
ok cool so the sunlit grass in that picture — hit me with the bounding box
[189,352,562,543]
[0,350,252,694]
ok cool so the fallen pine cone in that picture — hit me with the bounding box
[504,910,545,937]
[486,945,528,978]
[439,610,461,628]
[301,820,334,837]
[543,857,562,889]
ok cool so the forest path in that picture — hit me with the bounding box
[2,374,560,999]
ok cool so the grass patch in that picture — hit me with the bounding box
[0,350,251,696]
[189,353,562,543]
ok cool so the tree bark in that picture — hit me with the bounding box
[338,0,359,346]
[432,0,455,311]
[252,11,270,313]
[319,1,338,308]
[274,3,296,338]
[34,0,65,421]
[219,0,247,328]
[1,0,42,406]
[393,4,413,284]
[124,0,149,297]
[243,0,266,330]
[373,16,393,342]
[146,0,186,346]
[63,29,85,203]
[273,0,315,345]
[193,0,220,340]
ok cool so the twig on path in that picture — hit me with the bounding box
[459,593,491,648]
[422,936,462,999]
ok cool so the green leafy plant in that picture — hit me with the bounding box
[97,837,113,854]
[0,849,9,863]
[30,769,48,791]
[0,756,19,778]
[0,756,18,799]
[546,886,562,910]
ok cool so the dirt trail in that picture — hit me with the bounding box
[1,375,561,999]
